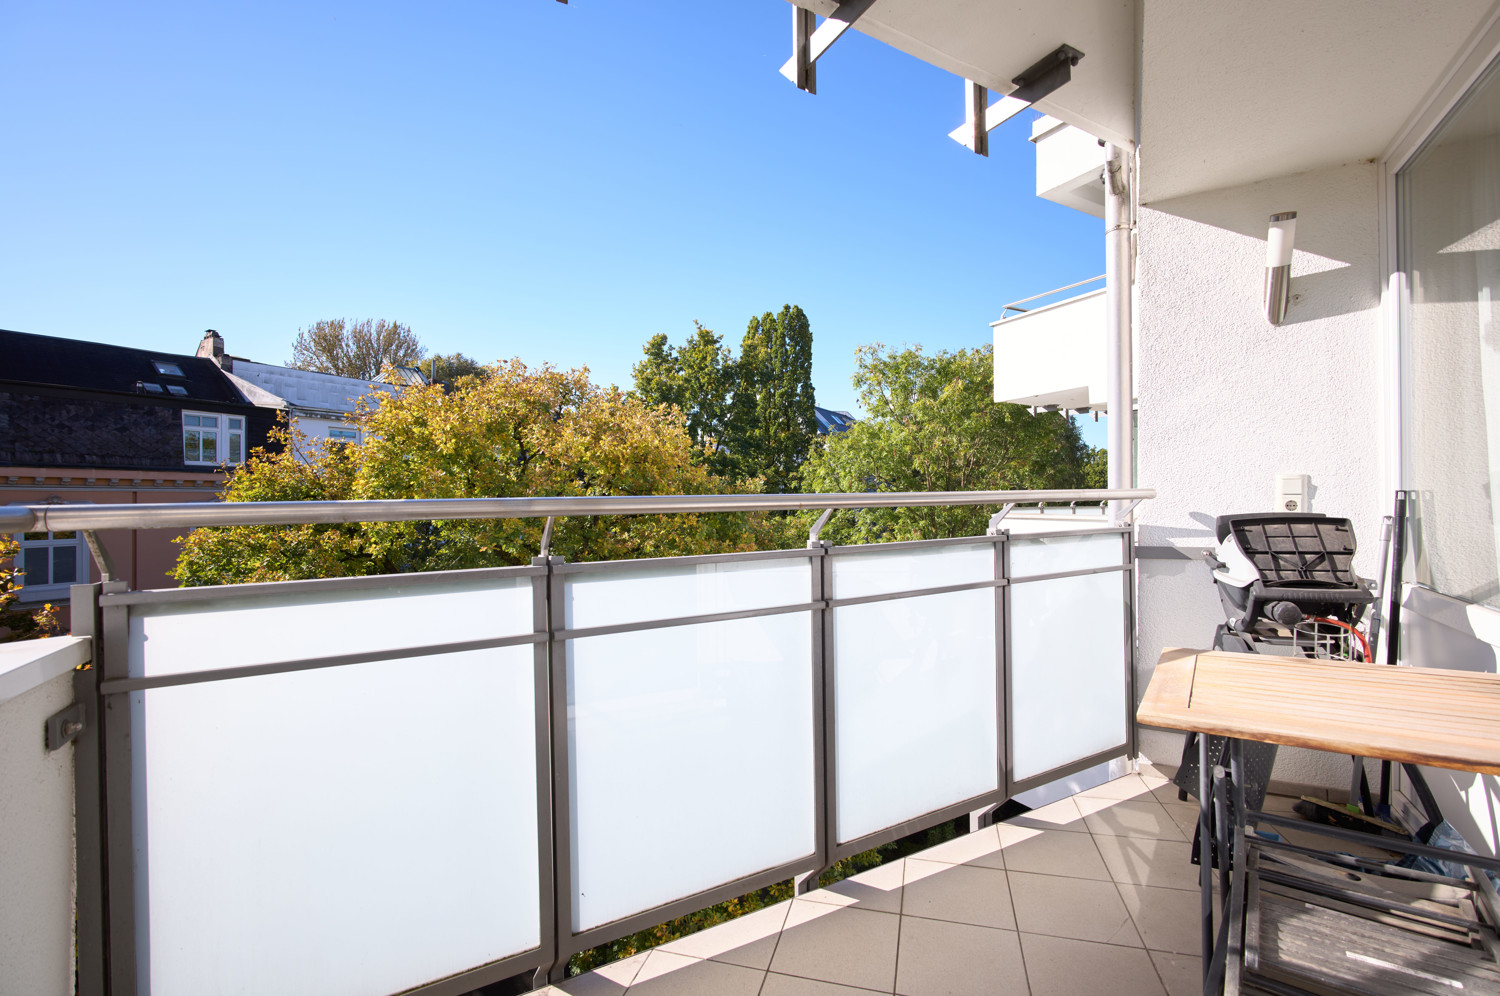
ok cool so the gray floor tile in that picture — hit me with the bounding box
[1003,796,1088,832]
[1019,933,1167,996]
[1081,799,1189,841]
[559,952,647,994]
[657,901,791,969]
[910,825,1006,869]
[901,859,1016,929]
[1092,834,1200,892]
[760,973,889,995]
[625,954,765,995]
[995,824,1111,881]
[1148,949,1203,996]
[1078,773,1158,802]
[801,859,905,913]
[1116,883,1202,955]
[1006,870,1141,947]
[894,917,1028,996]
[770,900,900,992]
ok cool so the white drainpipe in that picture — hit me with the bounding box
[1104,143,1134,521]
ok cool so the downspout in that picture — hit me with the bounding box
[1104,143,1134,522]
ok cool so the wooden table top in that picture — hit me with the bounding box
[1137,648,1500,776]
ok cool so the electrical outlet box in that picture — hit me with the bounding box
[1275,473,1310,513]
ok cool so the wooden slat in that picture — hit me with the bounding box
[1137,649,1500,776]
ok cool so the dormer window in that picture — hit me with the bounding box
[153,360,185,377]
[183,412,246,466]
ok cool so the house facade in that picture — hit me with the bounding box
[0,329,276,613]
[195,329,418,450]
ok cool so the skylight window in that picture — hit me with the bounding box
[139,382,164,394]
[153,360,185,377]
[166,384,189,396]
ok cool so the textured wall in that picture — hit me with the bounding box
[0,669,76,996]
[1134,162,1387,791]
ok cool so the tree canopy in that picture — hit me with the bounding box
[797,343,1093,542]
[173,360,791,585]
[289,318,425,380]
[631,305,816,490]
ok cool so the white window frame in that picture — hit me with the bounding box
[7,510,89,604]
[182,411,247,466]
[328,425,359,443]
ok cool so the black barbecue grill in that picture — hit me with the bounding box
[1173,512,1376,863]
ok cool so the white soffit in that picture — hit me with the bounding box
[1139,0,1497,203]
[791,0,1137,147]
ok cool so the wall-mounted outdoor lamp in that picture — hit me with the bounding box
[1265,211,1298,325]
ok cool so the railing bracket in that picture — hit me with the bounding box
[539,516,555,558]
[45,702,85,752]
[987,503,1017,534]
[81,529,115,582]
[807,507,837,545]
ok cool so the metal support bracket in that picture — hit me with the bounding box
[807,508,837,545]
[82,530,115,582]
[781,0,878,94]
[948,44,1084,155]
[46,702,85,751]
[538,516,555,559]
[987,503,1017,534]
[1113,498,1144,524]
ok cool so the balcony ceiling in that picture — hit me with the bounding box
[792,0,1137,148]
[792,0,1498,200]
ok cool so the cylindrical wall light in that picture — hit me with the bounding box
[1265,211,1298,325]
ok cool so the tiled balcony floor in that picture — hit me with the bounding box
[542,764,1272,996]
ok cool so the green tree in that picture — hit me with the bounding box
[633,306,817,490]
[798,343,1090,542]
[289,318,425,380]
[1083,444,1108,490]
[173,360,792,585]
[735,305,816,492]
[426,351,491,388]
[631,323,733,459]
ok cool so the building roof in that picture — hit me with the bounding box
[226,360,401,418]
[814,406,856,434]
[0,328,247,404]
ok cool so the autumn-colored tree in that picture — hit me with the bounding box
[0,535,62,642]
[289,318,425,380]
[797,343,1090,542]
[173,360,791,585]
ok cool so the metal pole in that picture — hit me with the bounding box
[1104,143,1134,524]
[0,488,1157,534]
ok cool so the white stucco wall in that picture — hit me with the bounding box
[0,637,86,996]
[1134,162,1387,791]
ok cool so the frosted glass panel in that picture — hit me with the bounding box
[833,588,998,842]
[1009,532,1124,577]
[129,576,533,677]
[831,542,994,600]
[135,645,541,996]
[568,613,815,931]
[566,557,811,630]
[1010,572,1128,781]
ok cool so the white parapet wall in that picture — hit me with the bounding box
[0,635,88,996]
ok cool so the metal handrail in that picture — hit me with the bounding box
[999,274,1106,318]
[2,488,1155,533]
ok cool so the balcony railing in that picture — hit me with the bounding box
[6,487,1153,996]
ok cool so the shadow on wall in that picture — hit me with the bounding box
[1399,584,1500,855]
[1143,165,1379,328]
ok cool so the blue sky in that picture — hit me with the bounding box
[2,0,1105,446]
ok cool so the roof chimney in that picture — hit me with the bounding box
[197,329,230,371]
